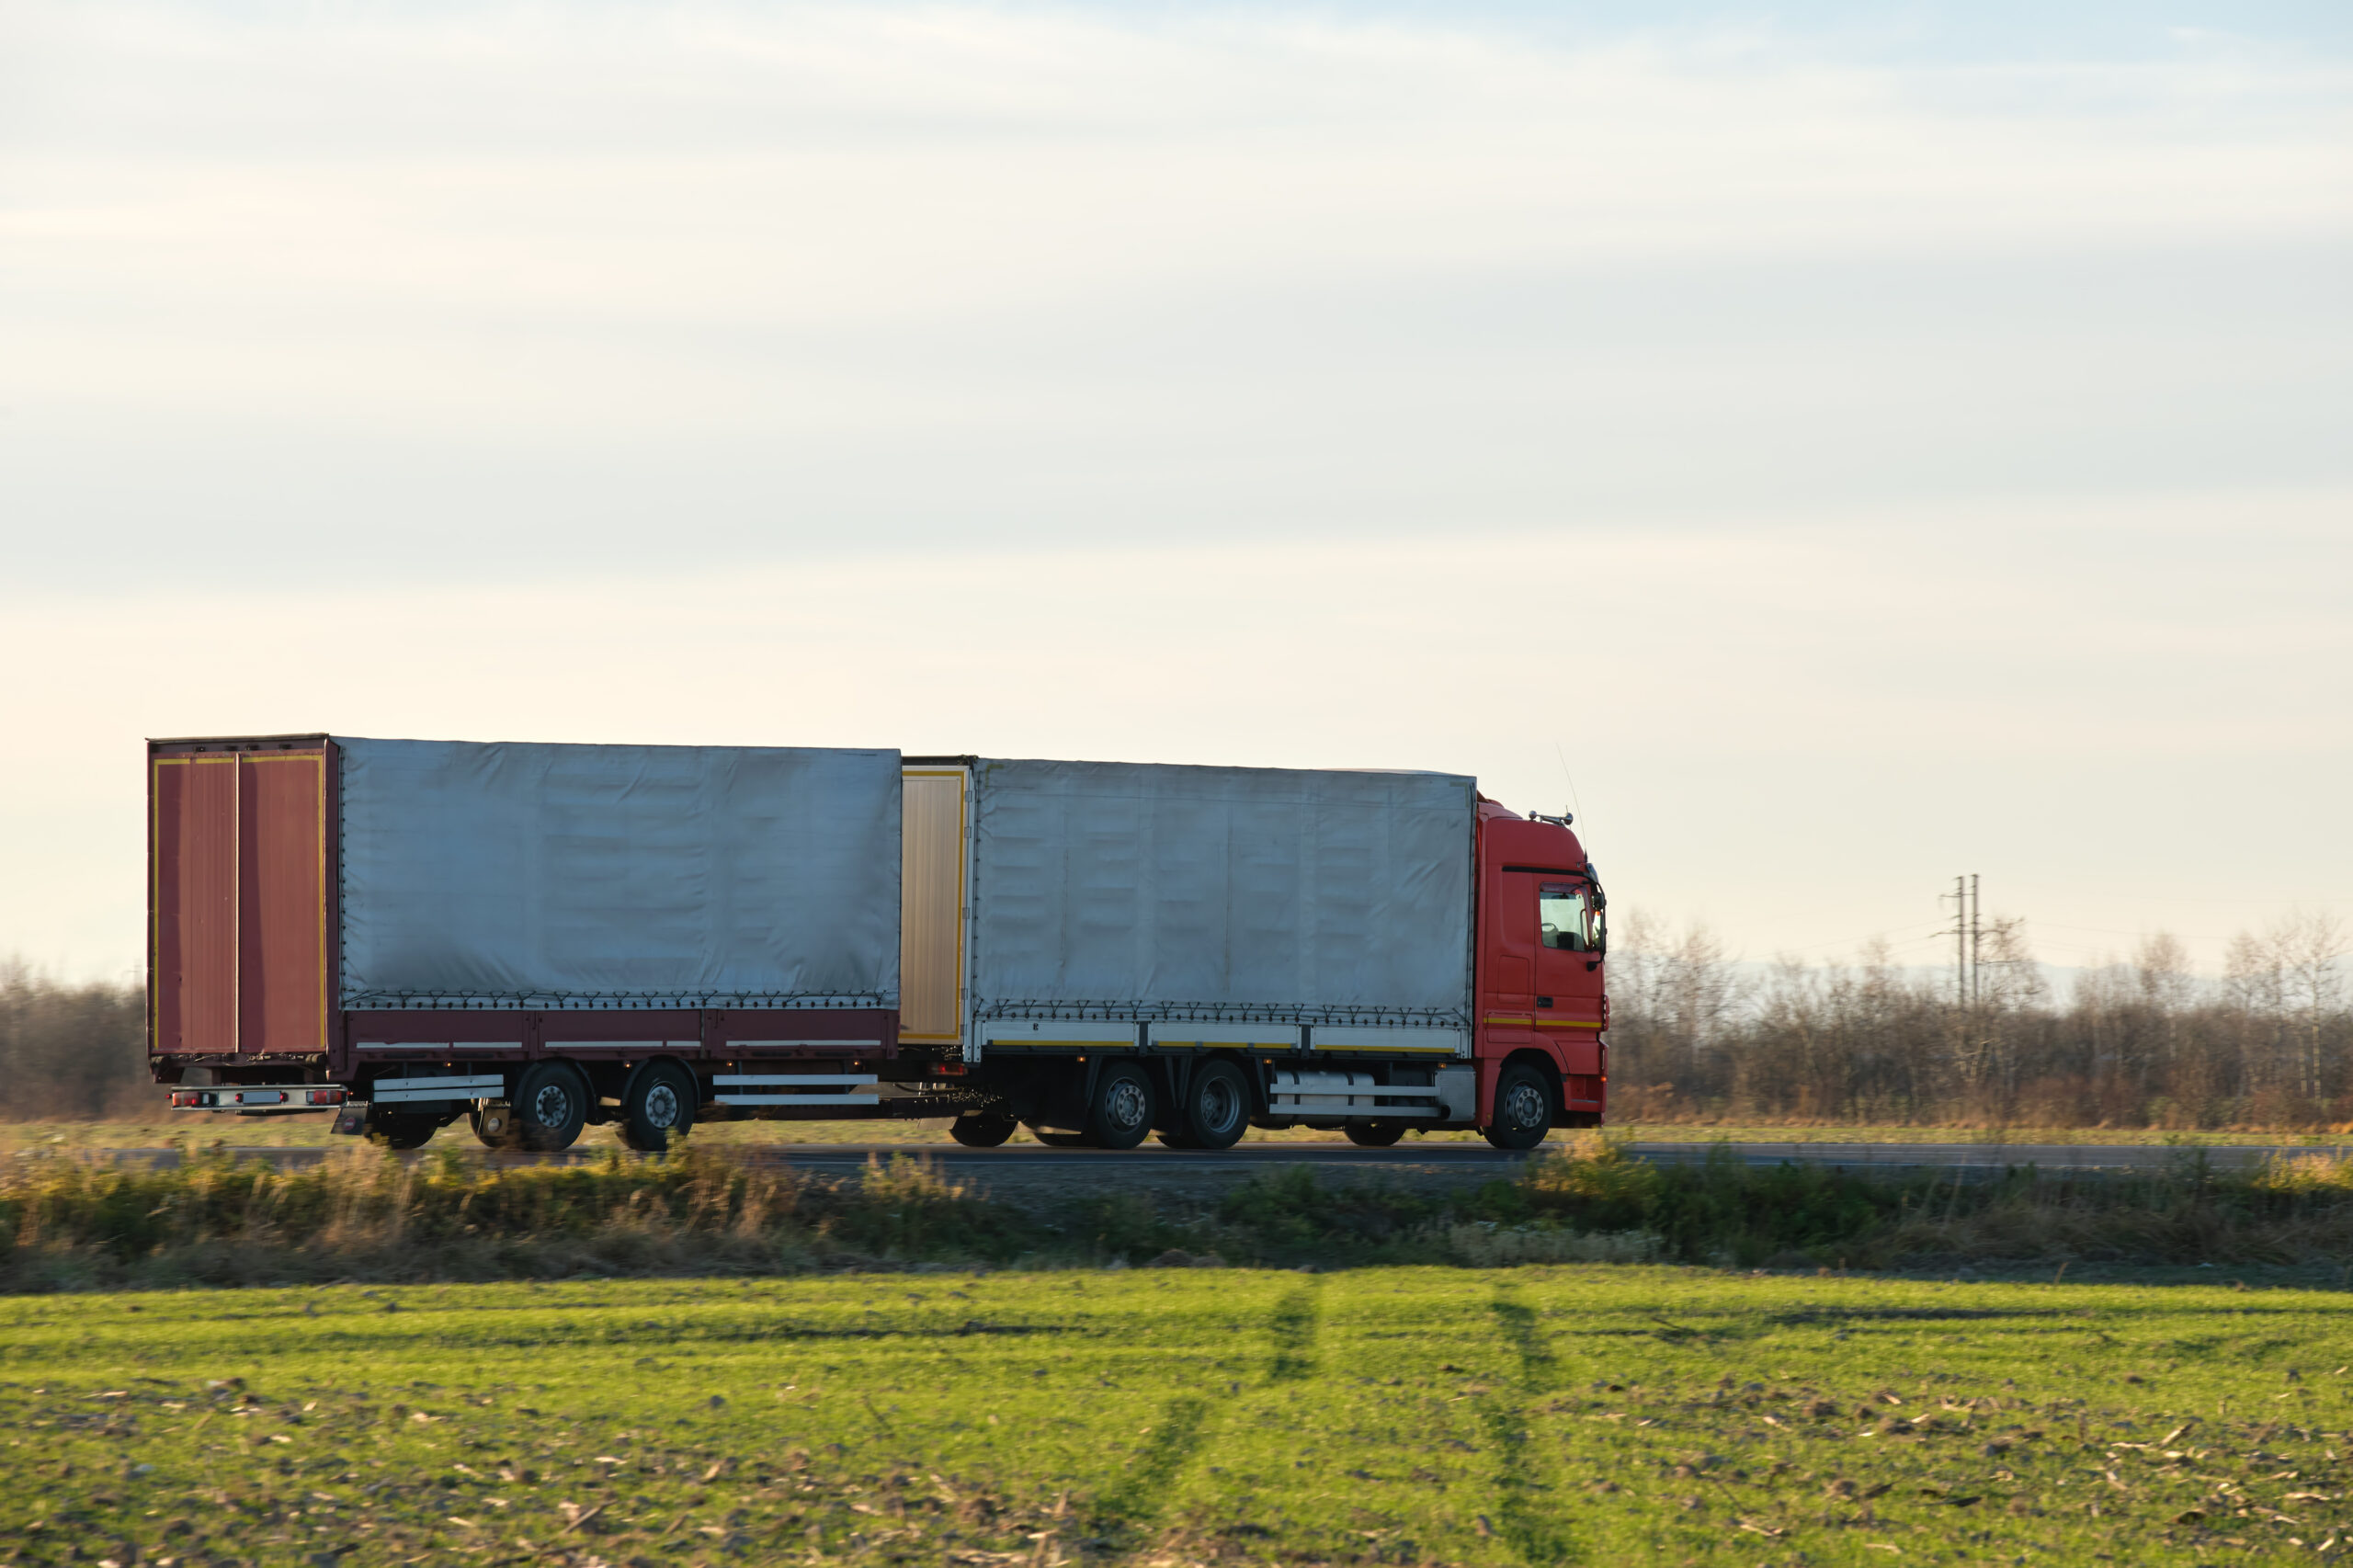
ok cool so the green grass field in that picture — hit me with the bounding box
[7,1267,2352,1566]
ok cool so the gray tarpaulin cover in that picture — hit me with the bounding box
[972,759,1475,1023]
[335,738,900,1007]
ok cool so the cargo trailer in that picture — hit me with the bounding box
[902,757,1605,1150]
[150,737,1606,1151]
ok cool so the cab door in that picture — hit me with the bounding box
[1531,879,1604,1076]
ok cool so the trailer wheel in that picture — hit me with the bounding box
[365,1108,439,1150]
[620,1062,696,1153]
[1173,1059,1249,1150]
[1344,1121,1407,1148]
[1083,1061,1156,1151]
[949,1113,1017,1148]
[1482,1063,1552,1151]
[514,1062,590,1153]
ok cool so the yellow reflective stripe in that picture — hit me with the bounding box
[1312,1042,1460,1052]
[1483,1016,1603,1028]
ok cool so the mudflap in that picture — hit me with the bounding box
[332,1105,368,1136]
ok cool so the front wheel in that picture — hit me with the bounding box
[1083,1061,1156,1151]
[1482,1063,1553,1152]
[949,1113,1017,1148]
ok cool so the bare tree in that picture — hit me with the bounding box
[2274,910,2348,1104]
[1603,906,2347,1131]
[0,960,150,1119]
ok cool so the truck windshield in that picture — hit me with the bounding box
[1538,882,1602,952]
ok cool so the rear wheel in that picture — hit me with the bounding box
[1344,1120,1407,1148]
[1029,1127,1090,1148]
[949,1113,1017,1148]
[1482,1063,1553,1152]
[1176,1059,1250,1151]
[514,1062,590,1153]
[1083,1061,1156,1151]
[364,1108,439,1150]
[620,1061,697,1153]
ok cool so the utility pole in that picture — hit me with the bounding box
[1946,876,1967,1007]
[1970,873,1982,1009]
[1943,873,1983,1008]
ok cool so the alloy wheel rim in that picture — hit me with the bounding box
[1506,1083,1544,1129]
[1105,1078,1149,1132]
[644,1083,680,1128]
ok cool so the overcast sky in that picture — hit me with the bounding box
[3,0,2348,982]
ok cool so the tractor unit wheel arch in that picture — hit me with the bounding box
[1483,1049,1565,1130]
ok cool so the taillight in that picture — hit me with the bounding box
[171,1090,200,1108]
[307,1088,346,1106]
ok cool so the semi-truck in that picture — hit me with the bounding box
[148,736,1608,1152]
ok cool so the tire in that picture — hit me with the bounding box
[1483,1063,1553,1152]
[365,1108,439,1150]
[1344,1120,1407,1148]
[1082,1061,1156,1151]
[1176,1059,1250,1151]
[513,1062,590,1153]
[620,1061,697,1153]
[1030,1128,1090,1148]
[1155,1131,1202,1149]
[949,1113,1017,1148]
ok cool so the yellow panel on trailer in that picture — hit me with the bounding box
[899,766,969,1045]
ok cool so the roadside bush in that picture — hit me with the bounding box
[17,1135,2353,1291]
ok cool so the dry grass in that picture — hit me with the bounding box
[18,1135,2353,1292]
[0,1142,1040,1291]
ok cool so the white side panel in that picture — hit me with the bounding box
[540,1040,690,1051]
[980,1018,1142,1049]
[355,1040,523,1051]
[335,738,901,1007]
[970,759,1475,1025]
[1311,1025,1468,1055]
[1144,1022,1302,1050]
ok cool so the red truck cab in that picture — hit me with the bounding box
[1473,799,1607,1138]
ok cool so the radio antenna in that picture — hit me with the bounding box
[1552,742,1586,828]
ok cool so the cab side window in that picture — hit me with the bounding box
[1539,882,1598,952]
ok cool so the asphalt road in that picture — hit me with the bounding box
[85,1138,2313,1176]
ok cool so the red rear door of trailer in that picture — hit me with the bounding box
[150,738,334,1062]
